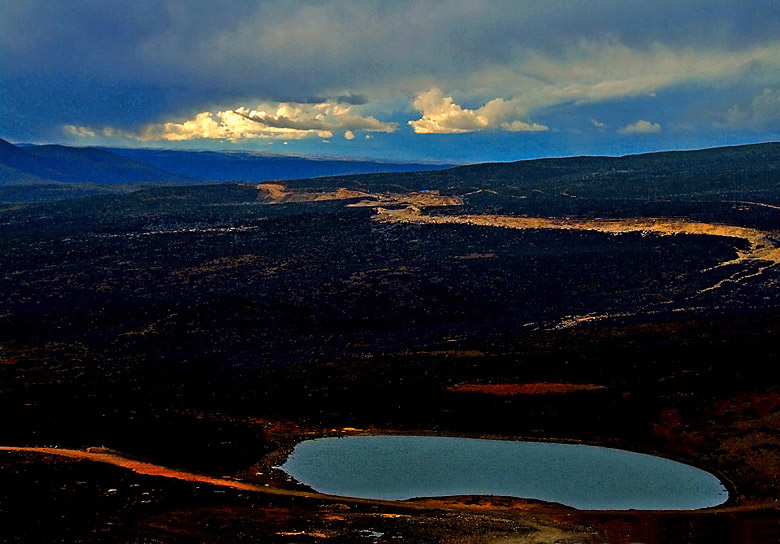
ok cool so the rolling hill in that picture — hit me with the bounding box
[0,138,198,185]
[2,141,780,542]
[285,142,780,199]
[104,147,453,183]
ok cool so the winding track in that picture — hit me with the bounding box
[0,446,367,503]
[1,445,777,515]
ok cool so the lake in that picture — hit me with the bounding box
[280,435,728,510]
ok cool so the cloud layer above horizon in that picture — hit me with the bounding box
[65,101,397,142]
[1,1,779,161]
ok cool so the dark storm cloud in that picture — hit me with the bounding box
[333,95,369,106]
[3,1,777,96]
[1,1,778,147]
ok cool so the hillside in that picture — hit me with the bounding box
[22,144,201,184]
[105,147,453,182]
[0,138,454,202]
[285,142,780,200]
[2,142,780,542]
[0,138,198,186]
[0,137,58,183]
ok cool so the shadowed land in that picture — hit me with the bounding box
[2,143,780,542]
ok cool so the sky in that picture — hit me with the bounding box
[1,0,779,163]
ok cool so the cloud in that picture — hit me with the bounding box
[334,94,369,105]
[620,120,662,134]
[63,125,96,138]
[716,88,780,130]
[408,88,548,134]
[63,124,137,140]
[68,100,397,142]
[467,41,780,116]
[407,41,779,136]
[141,111,224,141]
[722,104,748,126]
[750,88,780,127]
[344,130,355,140]
[501,120,550,132]
[5,2,780,147]
[591,119,606,128]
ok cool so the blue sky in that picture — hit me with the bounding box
[1,0,779,163]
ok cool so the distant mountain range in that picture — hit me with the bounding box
[103,147,453,183]
[0,138,452,188]
[285,141,780,201]
[1,137,778,206]
[0,139,197,185]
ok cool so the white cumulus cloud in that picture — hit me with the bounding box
[408,88,548,134]
[62,125,96,138]
[67,100,397,142]
[619,119,662,134]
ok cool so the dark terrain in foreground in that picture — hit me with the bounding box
[1,143,780,542]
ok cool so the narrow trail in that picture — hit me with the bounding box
[0,446,590,543]
[1,446,268,494]
[696,261,778,295]
[739,200,780,212]
[0,446,447,510]
[1,446,777,516]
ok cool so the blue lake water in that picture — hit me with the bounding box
[280,435,728,510]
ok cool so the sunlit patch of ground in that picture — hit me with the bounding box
[257,182,463,207]
[346,192,462,208]
[448,383,607,395]
[256,183,289,200]
[375,207,780,266]
[314,188,372,201]
[257,183,370,203]
[376,207,780,329]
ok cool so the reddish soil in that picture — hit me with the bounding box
[448,382,607,395]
